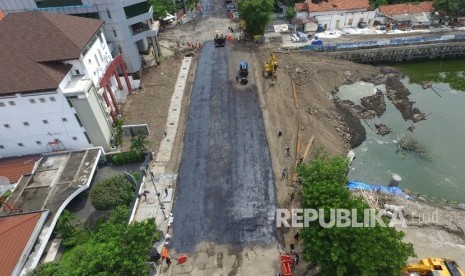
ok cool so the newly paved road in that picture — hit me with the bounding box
[172,43,276,253]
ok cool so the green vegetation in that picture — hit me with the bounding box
[90,175,135,210]
[297,149,416,275]
[434,0,465,21]
[238,0,274,36]
[31,207,160,276]
[112,150,144,165]
[285,6,295,22]
[55,210,81,247]
[114,117,123,147]
[130,134,150,153]
[150,0,176,20]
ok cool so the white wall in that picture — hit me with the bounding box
[311,10,376,29]
[0,92,91,158]
[93,0,143,73]
[80,30,112,86]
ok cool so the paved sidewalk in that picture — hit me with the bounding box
[132,57,192,269]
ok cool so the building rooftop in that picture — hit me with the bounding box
[306,0,370,13]
[295,3,309,12]
[0,155,42,184]
[0,12,103,95]
[0,148,101,274]
[0,211,48,276]
[379,1,434,17]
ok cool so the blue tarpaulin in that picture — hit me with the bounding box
[347,181,410,198]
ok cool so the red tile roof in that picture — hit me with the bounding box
[295,2,309,12]
[0,10,4,21]
[0,212,45,276]
[0,156,41,184]
[307,0,370,13]
[0,12,104,95]
[379,1,434,16]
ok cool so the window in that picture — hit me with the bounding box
[39,98,46,103]
[98,31,103,43]
[88,59,92,65]
[49,96,56,101]
[62,117,68,122]
[30,99,36,104]
[18,143,24,147]
[36,141,42,145]
[42,120,49,124]
[95,54,101,67]
[113,29,117,37]
[117,46,122,54]
[0,102,5,107]
[106,10,112,19]
[0,145,4,149]
[4,124,10,128]
[83,132,91,144]
[74,114,83,127]
[8,101,15,106]
[75,69,81,75]
[23,122,29,126]
[98,49,103,62]
[72,136,78,140]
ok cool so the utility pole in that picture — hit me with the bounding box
[150,171,167,219]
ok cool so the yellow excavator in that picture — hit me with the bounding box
[263,52,278,78]
[402,258,465,276]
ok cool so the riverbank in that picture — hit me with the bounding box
[355,191,465,268]
[257,49,465,272]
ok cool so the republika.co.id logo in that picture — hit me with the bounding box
[276,208,409,228]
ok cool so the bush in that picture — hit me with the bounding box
[111,151,143,166]
[90,175,135,210]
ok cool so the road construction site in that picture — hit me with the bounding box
[122,0,465,273]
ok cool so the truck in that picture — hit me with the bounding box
[214,34,226,47]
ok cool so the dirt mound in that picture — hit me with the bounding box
[385,75,426,122]
[361,89,386,117]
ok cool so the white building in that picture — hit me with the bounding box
[0,0,160,74]
[0,12,133,158]
[295,0,376,31]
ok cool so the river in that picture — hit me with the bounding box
[338,59,465,203]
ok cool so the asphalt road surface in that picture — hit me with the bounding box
[172,43,277,253]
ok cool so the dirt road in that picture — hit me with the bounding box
[172,42,276,253]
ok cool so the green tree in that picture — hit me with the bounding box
[130,134,150,153]
[90,175,134,210]
[285,6,295,22]
[371,0,388,8]
[56,210,80,247]
[31,207,159,276]
[434,0,465,21]
[114,118,123,147]
[238,0,274,36]
[297,149,416,276]
[150,0,176,20]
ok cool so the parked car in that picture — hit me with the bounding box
[358,22,368,28]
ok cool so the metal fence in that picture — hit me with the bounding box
[302,34,465,52]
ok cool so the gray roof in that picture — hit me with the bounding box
[0,12,103,95]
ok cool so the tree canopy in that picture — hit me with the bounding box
[150,0,176,20]
[434,0,465,21]
[297,149,416,276]
[238,0,274,36]
[31,207,160,276]
[90,175,135,210]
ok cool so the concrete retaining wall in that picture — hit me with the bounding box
[323,41,465,63]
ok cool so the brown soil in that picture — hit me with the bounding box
[253,49,378,274]
[361,89,386,117]
[121,55,184,154]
